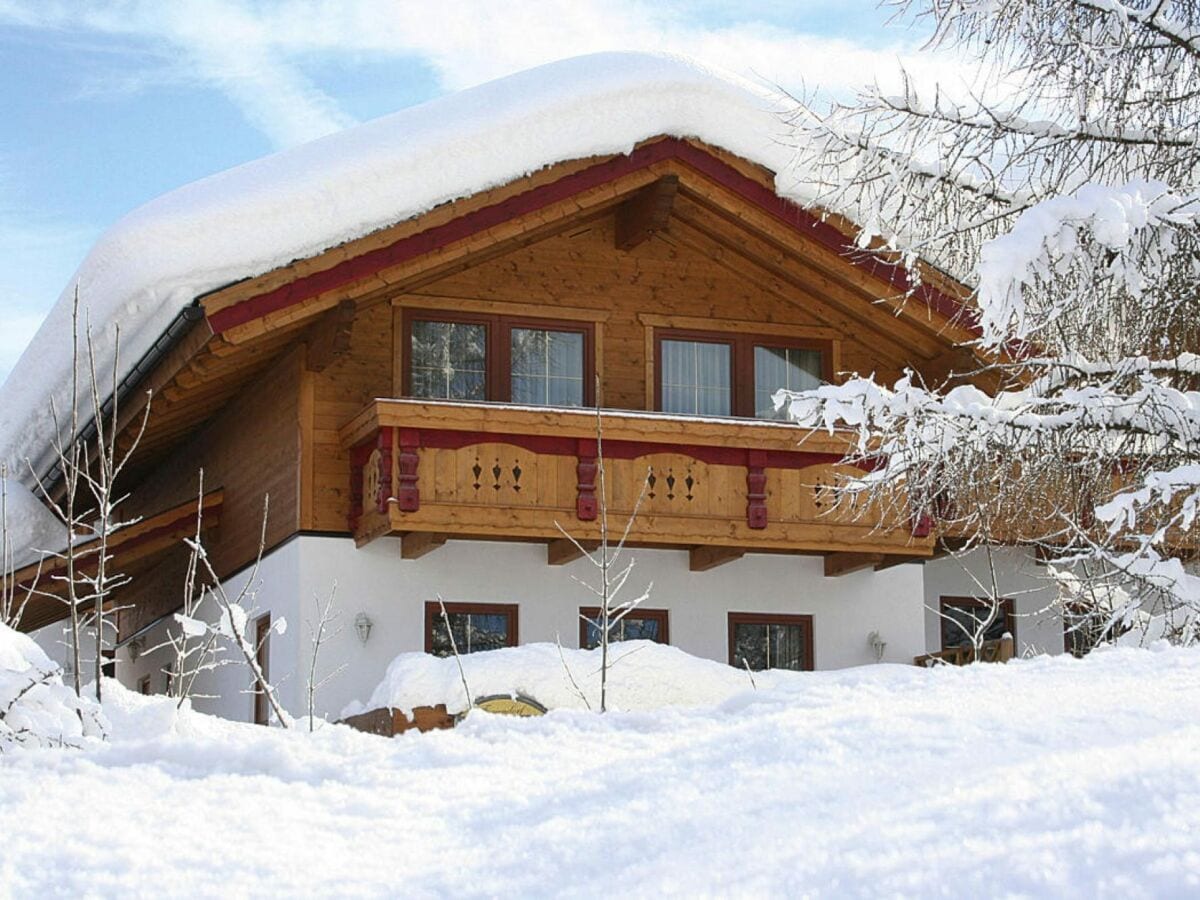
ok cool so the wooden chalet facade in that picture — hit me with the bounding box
[15,97,1071,720]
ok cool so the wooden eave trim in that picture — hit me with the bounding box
[393,293,611,323]
[202,137,973,341]
[637,313,840,342]
[338,398,862,457]
[8,490,224,590]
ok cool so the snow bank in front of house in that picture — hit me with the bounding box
[0,52,798,496]
[345,641,783,717]
[3,644,1200,895]
[0,621,105,749]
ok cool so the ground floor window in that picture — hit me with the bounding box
[137,675,152,696]
[254,614,272,726]
[425,602,518,656]
[939,597,1015,651]
[728,613,814,672]
[1062,603,1125,657]
[579,607,669,649]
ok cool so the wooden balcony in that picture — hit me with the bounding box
[338,399,935,567]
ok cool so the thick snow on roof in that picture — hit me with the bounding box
[0,52,798,567]
[0,53,795,487]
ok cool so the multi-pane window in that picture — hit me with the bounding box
[754,346,824,419]
[406,311,592,407]
[939,597,1014,651]
[655,330,828,419]
[579,607,669,649]
[660,339,732,416]
[728,613,813,672]
[511,328,585,407]
[410,320,488,401]
[425,602,518,656]
[254,614,271,726]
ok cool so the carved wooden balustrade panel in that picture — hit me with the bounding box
[341,400,933,556]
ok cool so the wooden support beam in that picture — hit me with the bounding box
[547,538,598,566]
[873,554,923,571]
[305,299,356,372]
[400,531,447,560]
[615,175,679,250]
[689,545,745,572]
[823,552,885,577]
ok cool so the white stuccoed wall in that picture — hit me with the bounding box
[289,535,929,721]
[29,537,1070,724]
[110,538,304,722]
[921,546,1065,657]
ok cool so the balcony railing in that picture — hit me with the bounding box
[339,399,935,561]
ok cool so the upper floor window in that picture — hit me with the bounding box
[511,327,585,407]
[655,329,828,419]
[405,310,593,407]
[410,320,488,401]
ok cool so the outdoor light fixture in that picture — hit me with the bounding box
[127,638,144,662]
[355,612,373,645]
[868,631,887,663]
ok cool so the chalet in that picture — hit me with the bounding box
[4,53,1067,723]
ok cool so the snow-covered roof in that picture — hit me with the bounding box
[0,53,795,484]
[0,52,799,566]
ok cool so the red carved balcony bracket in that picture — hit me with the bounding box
[746,449,768,529]
[396,428,420,512]
[576,438,599,521]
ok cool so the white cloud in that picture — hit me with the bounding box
[0,0,988,149]
[0,0,356,148]
[245,0,986,105]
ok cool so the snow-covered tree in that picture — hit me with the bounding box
[781,0,1200,645]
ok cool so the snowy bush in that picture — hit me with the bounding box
[782,1,1200,645]
[0,621,105,750]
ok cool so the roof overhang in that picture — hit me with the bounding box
[8,490,223,633]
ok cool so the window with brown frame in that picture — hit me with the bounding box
[254,613,271,726]
[654,328,831,419]
[939,597,1015,651]
[579,607,669,649]
[728,612,814,672]
[403,310,595,407]
[1062,602,1127,657]
[425,601,519,656]
[137,675,152,696]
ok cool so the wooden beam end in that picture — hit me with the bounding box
[689,545,745,573]
[547,538,598,566]
[401,532,448,560]
[615,175,679,251]
[823,552,884,578]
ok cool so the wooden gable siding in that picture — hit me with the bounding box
[306,302,392,532]
[75,138,977,578]
[304,212,933,532]
[203,137,972,347]
[121,345,304,587]
[417,216,910,405]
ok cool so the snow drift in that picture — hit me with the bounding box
[345,640,781,718]
[3,643,1200,895]
[0,621,105,750]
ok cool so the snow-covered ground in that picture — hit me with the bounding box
[2,642,1200,897]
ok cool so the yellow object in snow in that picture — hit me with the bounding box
[472,694,548,717]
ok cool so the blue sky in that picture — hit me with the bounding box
[0,1,965,383]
